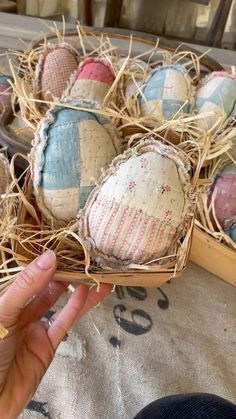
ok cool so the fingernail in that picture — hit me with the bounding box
[36,250,56,270]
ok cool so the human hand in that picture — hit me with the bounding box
[0,251,111,419]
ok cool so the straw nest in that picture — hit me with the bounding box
[0,21,235,289]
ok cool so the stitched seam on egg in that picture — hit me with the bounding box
[75,57,115,80]
[199,71,236,89]
[30,107,67,227]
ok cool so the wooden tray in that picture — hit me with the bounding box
[190,226,236,287]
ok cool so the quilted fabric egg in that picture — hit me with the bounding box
[0,75,13,116]
[65,58,115,108]
[79,138,193,268]
[140,64,193,123]
[31,106,120,224]
[224,217,236,242]
[208,163,236,227]
[195,72,236,131]
[34,44,80,102]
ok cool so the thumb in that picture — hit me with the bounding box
[0,251,56,327]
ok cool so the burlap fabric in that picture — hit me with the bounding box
[19,262,236,419]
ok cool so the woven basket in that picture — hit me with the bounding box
[2,29,231,288]
[8,158,194,287]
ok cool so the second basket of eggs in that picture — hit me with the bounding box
[1,25,234,288]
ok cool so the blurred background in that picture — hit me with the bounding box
[0,0,235,49]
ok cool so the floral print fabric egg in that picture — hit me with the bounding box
[65,58,115,108]
[34,44,80,102]
[140,64,193,123]
[0,75,13,117]
[31,106,120,225]
[195,72,236,132]
[208,163,236,227]
[80,139,193,267]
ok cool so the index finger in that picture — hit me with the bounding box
[0,251,56,324]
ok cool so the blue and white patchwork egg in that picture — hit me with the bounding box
[140,64,193,123]
[31,106,120,224]
[195,71,236,132]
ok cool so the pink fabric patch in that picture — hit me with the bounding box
[75,58,114,85]
[37,46,79,101]
[210,71,236,81]
[210,173,236,226]
[88,198,177,264]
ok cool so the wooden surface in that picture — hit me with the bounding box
[190,227,236,287]
[206,0,233,47]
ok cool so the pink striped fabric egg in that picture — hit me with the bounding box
[208,163,236,227]
[79,138,193,268]
[34,44,80,102]
[65,57,115,108]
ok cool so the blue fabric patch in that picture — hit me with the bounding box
[140,65,190,116]
[41,114,80,190]
[161,99,189,118]
[142,68,167,102]
[225,224,236,243]
[0,75,13,86]
[40,107,97,191]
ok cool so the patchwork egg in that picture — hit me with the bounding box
[31,106,120,225]
[140,64,193,123]
[0,75,13,116]
[208,163,236,227]
[224,217,236,243]
[64,58,115,108]
[195,72,236,132]
[34,44,80,102]
[79,138,193,268]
